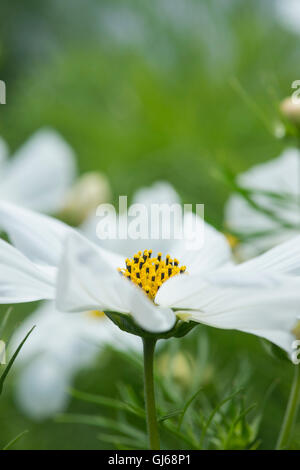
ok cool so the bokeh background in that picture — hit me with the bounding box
[0,0,299,449]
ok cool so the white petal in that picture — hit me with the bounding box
[174,213,232,275]
[241,235,300,276]
[57,232,176,333]
[128,284,176,333]
[56,232,131,313]
[231,230,299,261]
[225,193,278,234]
[80,211,167,258]
[85,181,181,257]
[0,201,73,266]
[183,285,300,357]
[155,233,300,310]
[156,271,218,309]
[157,271,300,356]
[82,182,231,276]
[132,181,181,206]
[157,260,300,308]
[98,212,230,276]
[0,128,76,212]
[209,235,300,285]
[238,148,298,205]
[0,238,55,303]
[16,357,70,420]
[172,235,300,294]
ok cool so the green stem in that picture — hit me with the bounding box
[142,337,160,450]
[276,365,300,450]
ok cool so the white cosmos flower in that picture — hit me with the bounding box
[225,148,300,259]
[7,183,174,419]
[10,302,140,420]
[0,129,76,213]
[0,189,300,360]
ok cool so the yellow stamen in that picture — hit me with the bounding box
[225,232,239,249]
[118,249,187,300]
[87,310,105,318]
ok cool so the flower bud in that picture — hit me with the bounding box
[157,352,194,386]
[280,96,300,127]
[61,172,111,225]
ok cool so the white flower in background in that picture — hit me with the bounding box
[11,302,139,420]
[0,192,300,362]
[0,129,76,213]
[0,129,115,418]
[224,148,300,259]
[132,180,181,207]
[276,0,300,34]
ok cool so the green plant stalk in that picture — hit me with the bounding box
[276,365,300,450]
[143,337,160,450]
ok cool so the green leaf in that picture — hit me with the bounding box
[158,409,183,423]
[229,76,274,135]
[248,439,262,450]
[97,433,147,450]
[0,325,35,395]
[177,388,202,431]
[199,389,243,448]
[161,420,199,449]
[2,430,28,450]
[56,413,147,441]
[224,403,257,449]
[116,383,145,415]
[69,388,145,418]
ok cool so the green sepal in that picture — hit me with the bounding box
[260,338,291,363]
[171,320,198,338]
[105,311,198,340]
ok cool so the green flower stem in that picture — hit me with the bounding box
[143,337,160,450]
[276,365,300,450]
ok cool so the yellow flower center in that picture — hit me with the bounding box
[118,250,186,300]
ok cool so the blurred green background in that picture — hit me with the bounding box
[0,0,299,449]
